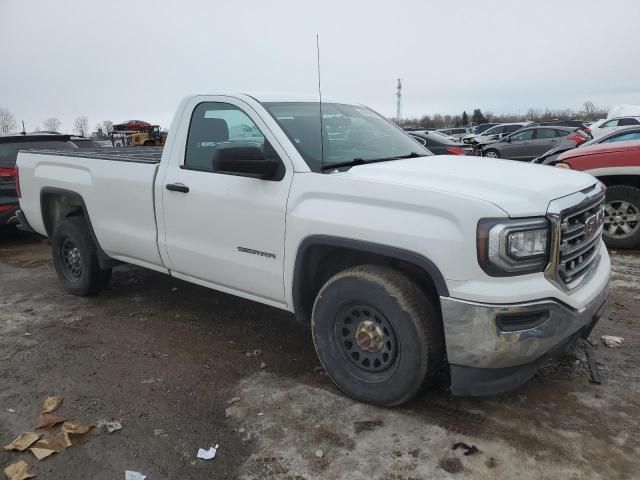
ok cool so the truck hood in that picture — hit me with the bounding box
[341,155,597,217]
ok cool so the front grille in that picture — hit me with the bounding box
[556,194,605,285]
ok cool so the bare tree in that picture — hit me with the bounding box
[43,117,61,132]
[102,120,114,135]
[74,116,89,137]
[0,108,17,133]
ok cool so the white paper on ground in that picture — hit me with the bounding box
[197,444,219,460]
[125,471,147,480]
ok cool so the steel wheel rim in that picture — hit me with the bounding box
[604,200,640,239]
[335,304,398,375]
[61,239,82,280]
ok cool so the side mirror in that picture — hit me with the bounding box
[212,145,280,180]
[503,136,511,143]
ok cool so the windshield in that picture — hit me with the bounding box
[263,102,431,171]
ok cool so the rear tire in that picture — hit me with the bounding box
[51,216,112,295]
[311,265,444,406]
[603,185,640,249]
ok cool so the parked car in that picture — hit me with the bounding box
[480,126,588,160]
[472,123,498,134]
[409,131,474,155]
[533,126,640,165]
[530,120,590,134]
[590,116,640,138]
[438,127,473,140]
[467,123,528,147]
[462,123,521,144]
[70,137,102,149]
[556,140,640,249]
[16,93,610,405]
[0,133,77,232]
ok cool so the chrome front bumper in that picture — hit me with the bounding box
[441,277,609,395]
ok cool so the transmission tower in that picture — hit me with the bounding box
[396,78,403,125]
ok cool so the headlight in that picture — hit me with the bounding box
[477,218,550,276]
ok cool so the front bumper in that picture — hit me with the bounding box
[441,276,609,396]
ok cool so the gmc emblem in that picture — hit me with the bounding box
[584,208,604,237]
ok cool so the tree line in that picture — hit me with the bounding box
[0,107,114,138]
[394,101,609,129]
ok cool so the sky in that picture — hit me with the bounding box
[1,0,639,133]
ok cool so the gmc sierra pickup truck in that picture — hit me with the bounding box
[16,94,610,406]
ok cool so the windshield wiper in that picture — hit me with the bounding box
[321,152,424,171]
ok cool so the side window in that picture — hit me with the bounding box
[605,132,640,143]
[510,129,534,141]
[536,128,557,139]
[618,118,639,126]
[601,119,619,128]
[185,102,266,171]
[555,129,569,137]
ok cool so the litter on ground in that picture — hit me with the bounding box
[96,419,123,433]
[602,335,624,348]
[3,460,34,480]
[197,444,219,460]
[41,396,63,413]
[125,471,147,480]
[4,432,43,452]
[36,412,67,429]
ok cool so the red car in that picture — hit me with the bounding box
[557,140,640,249]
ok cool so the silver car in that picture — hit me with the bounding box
[480,126,588,161]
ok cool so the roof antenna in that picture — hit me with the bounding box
[316,34,325,172]
[21,120,26,135]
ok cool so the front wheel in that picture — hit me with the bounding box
[484,149,500,158]
[51,216,112,295]
[603,185,640,249]
[311,265,444,406]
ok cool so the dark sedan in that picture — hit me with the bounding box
[0,134,77,232]
[479,126,588,161]
[409,131,474,155]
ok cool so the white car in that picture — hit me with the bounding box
[590,116,640,138]
[438,127,473,140]
[15,93,610,406]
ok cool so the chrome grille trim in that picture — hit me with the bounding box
[545,182,606,291]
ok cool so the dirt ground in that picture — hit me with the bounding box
[1,232,639,480]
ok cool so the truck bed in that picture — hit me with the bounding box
[24,146,163,164]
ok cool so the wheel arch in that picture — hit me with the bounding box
[40,187,114,269]
[596,174,640,189]
[291,235,449,324]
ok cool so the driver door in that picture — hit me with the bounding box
[159,99,293,305]
[501,128,535,159]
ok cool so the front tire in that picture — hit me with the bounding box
[311,265,444,406]
[603,185,640,249]
[51,216,112,295]
[484,149,500,158]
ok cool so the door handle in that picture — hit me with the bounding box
[166,183,189,193]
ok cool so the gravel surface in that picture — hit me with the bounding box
[0,232,638,479]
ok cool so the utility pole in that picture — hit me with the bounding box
[396,78,402,126]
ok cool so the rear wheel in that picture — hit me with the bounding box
[311,265,444,406]
[603,185,640,249]
[51,216,112,295]
[484,149,500,158]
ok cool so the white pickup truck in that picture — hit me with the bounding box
[16,94,610,406]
